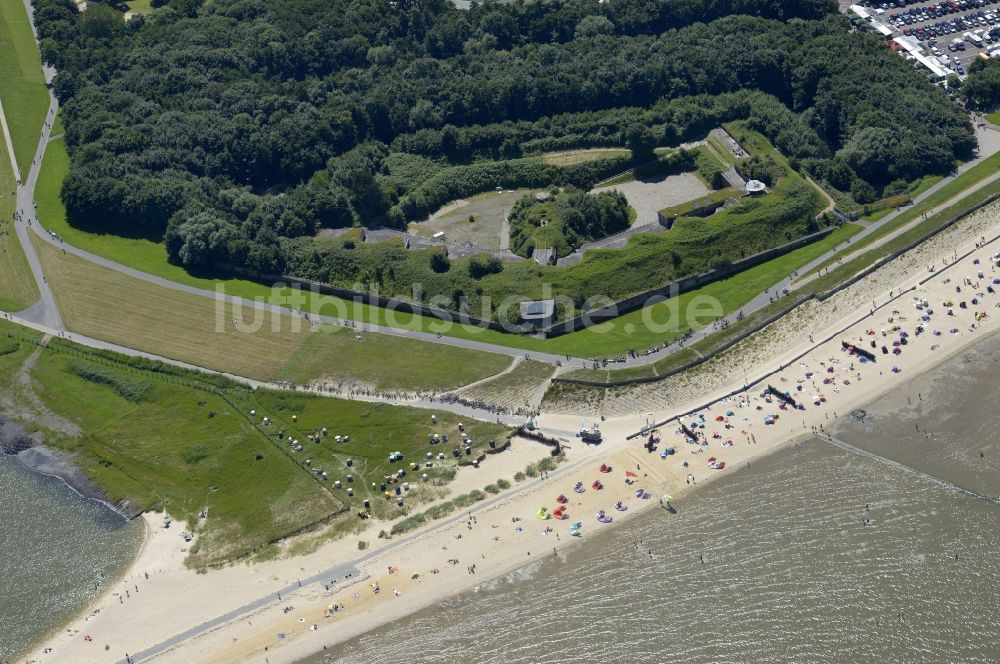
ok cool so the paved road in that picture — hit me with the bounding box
[5,0,1000,378]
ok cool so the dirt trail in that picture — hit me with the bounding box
[10,336,82,437]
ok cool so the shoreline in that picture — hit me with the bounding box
[3,467,149,664]
[9,445,141,520]
[22,225,1000,664]
[249,430,820,664]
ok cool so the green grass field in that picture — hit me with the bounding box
[0,116,38,311]
[49,110,63,137]
[986,109,1000,125]
[125,0,153,13]
[33,233,512,390]
[272,323,511,391]
[0,0,49,172]
[0,0,41,311]
[1,318,509,565]
[541,148,630,167]
[908,174,945,199]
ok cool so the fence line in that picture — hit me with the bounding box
[556,189,1000,389]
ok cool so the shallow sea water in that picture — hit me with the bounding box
[0,455,142,661]
[306,335,1000,664]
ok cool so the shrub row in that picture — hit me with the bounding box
[398,154,631,220]
[69,360,154,403]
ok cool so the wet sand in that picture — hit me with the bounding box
[309,438,1000,664]
[24,217,1000,664]
[835,331,1000,498]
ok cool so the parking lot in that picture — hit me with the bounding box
[862,0,1000,75]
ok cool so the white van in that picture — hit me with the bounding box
[965,31,984,46]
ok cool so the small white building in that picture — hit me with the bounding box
[520,299,555,326]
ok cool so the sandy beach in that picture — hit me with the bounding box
[22,219,1000,664]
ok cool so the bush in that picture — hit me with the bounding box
[430,249,450,273]
[181,444,210,465]
[0,338,19,356]
[850,179,877,205]
[514,471,526,482]
[468,255,504,279]
[69,361,153,403]
[740,153,782,186]
[694,148,727,188]
[496,478,512,490]
[484,483,500,494]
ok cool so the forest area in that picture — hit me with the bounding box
[30,0,975,321]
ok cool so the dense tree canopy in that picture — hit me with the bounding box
[508,189,631,259]
[32,0,974,309]
[963,58,1000,109]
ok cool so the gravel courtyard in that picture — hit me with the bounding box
[592,172,711,226]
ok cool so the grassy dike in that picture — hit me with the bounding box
[0,318,509,567]
[0,0,44,311]
[0,123,38,311]
[0,0,48,171]
[35,131,836,359]
[559,172,1000,384]
[30,231,512,391]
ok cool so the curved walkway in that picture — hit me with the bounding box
[794,167,1000,289]
[5,0,1000,375]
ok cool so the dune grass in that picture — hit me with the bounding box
[0,0,49,172]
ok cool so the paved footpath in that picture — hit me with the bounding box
[6,0,1000,374]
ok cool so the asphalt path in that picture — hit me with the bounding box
[6,0,1000,377]
[115,436,598,664]
[2,311,535,426]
